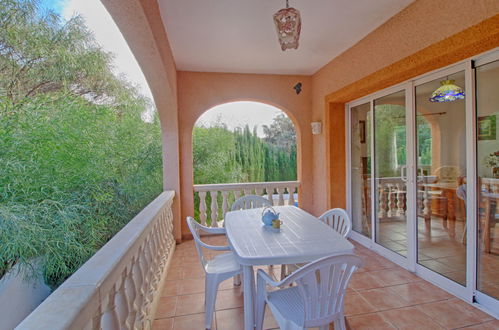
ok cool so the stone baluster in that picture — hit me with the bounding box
[101,286,120,329]
[221,191,229,218]
[125,260,138,328]
[210,191,219,227]
[198,191,207,225]
[396,184,405,216]
[387,184,396,217]
[244,188,252,196]
[115,269,130,328]
[287,186,295,206]
[266,187,274,205]
[234,190,241,200]
[277,187,285,206]
[492,182,499,194]
[255,188,264,196]
[133,249,145,328]
[378,184,387,218]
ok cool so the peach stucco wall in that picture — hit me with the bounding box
[177,72,313,238]
[310,0,499,216]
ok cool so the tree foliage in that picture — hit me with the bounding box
[0,0,162,287]
[193,115,297,185]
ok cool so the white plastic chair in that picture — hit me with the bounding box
[317,208,352,238]
[256,254,363,330]
[231,194,272,211]
[186,217,243,329]
[282,208,352,279]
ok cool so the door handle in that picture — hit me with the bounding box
[400,165,407,182]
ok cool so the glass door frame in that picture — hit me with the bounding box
[347,82,415,271]
[346,48,499,317]
[473,50,499,315]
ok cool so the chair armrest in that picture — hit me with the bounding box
[198,224,227,235]
[196,239,231,251]
[257,269,283,288]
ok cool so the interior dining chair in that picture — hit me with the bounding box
[282,208,352,279]
[186,217,243,329]
[256,254,363,330]
[231,194,272,211]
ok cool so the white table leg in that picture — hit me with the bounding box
[242,265,255,329]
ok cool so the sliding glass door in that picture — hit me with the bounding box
[415,71,467,286]
[476,58,499,305]
[348,52,499,314]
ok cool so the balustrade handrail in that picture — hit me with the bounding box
[16,191,176,330]
[194,180,300,192]
[193,181,300,227]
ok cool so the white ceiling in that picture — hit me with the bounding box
[158,0,414,75]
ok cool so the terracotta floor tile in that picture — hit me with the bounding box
[162,280,180,297]
[173,312,215,330]
[344,291,377,316]
[346,313,397,329]
[387,281,451,304]
[178,278,205,295]
[370,267,420,286]
[181,265,206,279]
[215,288,244,310]
[219,278,240,290]
[460,319,499,329]
[166,267,184,281]
[262,306,279,329]
[358,287,412,311]
[152,317,174,330]
[349,272,386,291]
[379,306,444,329]
[416,298,493,329]
[155,296,177,319]
[176,293,205,316]
[216,308,245,330]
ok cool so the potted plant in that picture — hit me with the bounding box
[483,151,499,178]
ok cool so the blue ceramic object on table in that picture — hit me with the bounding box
[262,206,280,226]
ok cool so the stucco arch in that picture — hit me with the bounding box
[178,71,313,238]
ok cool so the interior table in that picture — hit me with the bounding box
[224,205,355,329]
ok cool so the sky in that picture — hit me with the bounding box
[196,102,283,137]
[38,0,285,132]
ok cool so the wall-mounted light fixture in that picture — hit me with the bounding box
[311,121,322,135]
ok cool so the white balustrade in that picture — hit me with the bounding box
[374,176,437,220]
[16,191,176,330]
[194,181,300,227]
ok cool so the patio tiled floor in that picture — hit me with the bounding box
[153,235,498,329]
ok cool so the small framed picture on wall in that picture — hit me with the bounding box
[478,115,496,140]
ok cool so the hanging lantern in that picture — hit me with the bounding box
[273,0,301,51]
[429,79,465,102]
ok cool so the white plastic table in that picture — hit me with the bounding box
[224,205,355,329]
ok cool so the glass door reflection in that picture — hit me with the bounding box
[415,71,467,285]
[374,90,407,256]
[351,103,372,237]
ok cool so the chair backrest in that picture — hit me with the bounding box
[434,166,461,183]
[186,216,208,268]
[287,254,362,327]
[231,195,272,211]
[456,184,467,202]
[318,208,351,238]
